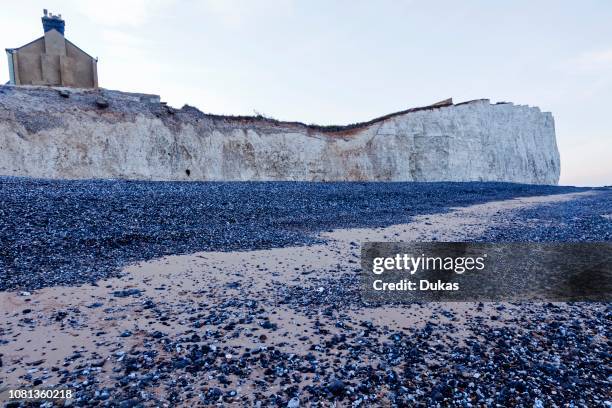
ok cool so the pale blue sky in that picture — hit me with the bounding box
[2,1,611,185]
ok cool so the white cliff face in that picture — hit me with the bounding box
[0,86,560,184]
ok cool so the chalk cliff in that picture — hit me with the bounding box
[0,86,560,184]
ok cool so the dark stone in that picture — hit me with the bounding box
[328,379,345,396]
[113,288,142,298]
[95,97,109,108]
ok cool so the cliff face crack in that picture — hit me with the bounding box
[0,86,560,184]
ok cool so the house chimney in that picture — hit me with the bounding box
[42,9,65,35]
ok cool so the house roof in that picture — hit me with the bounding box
[6,35,44,52]
[65,38,96,60]
[6,30,96,60]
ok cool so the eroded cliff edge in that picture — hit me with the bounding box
[0,86,560,184]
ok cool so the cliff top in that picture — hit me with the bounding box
[0,84,538,136]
